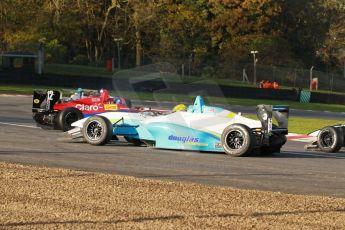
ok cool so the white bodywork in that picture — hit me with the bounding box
[71,109,262,136]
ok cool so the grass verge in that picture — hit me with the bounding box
[1,162,345,229]
[288,117,343,134]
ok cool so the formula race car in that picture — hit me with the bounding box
[305,125,345,153]
[69,96,289,157]
[32,88,131,131]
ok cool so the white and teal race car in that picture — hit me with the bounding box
[69,96,289,157]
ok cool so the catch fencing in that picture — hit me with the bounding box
[223,63,345,93]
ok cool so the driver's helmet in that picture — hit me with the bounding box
[173,104,187,112]
[114,97,125,104]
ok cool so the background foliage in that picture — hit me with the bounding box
[0,0,344,75]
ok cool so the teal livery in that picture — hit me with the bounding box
[70,96,290,157]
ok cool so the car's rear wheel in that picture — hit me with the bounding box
[221,124,255,157]
[317,126,344,153]
[56,108,83,131]
[82,116,113,146]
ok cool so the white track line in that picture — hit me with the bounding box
[0,122,39,129]
[0,94,31,97]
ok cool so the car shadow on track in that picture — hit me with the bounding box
[277,151,345,159]
[161,149,345,159]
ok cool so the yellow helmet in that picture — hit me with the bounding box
[173,104,187,112]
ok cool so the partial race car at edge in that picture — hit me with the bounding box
[32,88,131,131]
[305,125,345,153]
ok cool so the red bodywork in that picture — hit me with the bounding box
[259,81,280,89]
[53,89,129,116]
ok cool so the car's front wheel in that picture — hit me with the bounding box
[221,124,255,157]
[82,116,113,146]
[317,126,344,153]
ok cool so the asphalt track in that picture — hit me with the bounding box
[0,95,345,198]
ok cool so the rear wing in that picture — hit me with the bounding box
[256,105,289,135]
[32,90,61,112]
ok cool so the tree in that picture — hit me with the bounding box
[317,0,345,71]
[118,0,162,66]
[73,0,120,63]
[274,0,333,67]
[0,0,43,52]
[155,0,211,71]
[207,0,291,68]
[0,0,342,72]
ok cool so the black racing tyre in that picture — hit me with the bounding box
[124,136,143,146]
[260,135,287,155]
[33,112,43,124]
[82,116,113,146]
[52,119,61,130]
[56,108,84,131]
[221,124,255,157]
[317,126,344,153]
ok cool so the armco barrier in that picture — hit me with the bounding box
[219,85,300,101]
[310,92,345,105]
[157,83,301,101]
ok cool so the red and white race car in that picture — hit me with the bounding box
[32,88,131,131]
